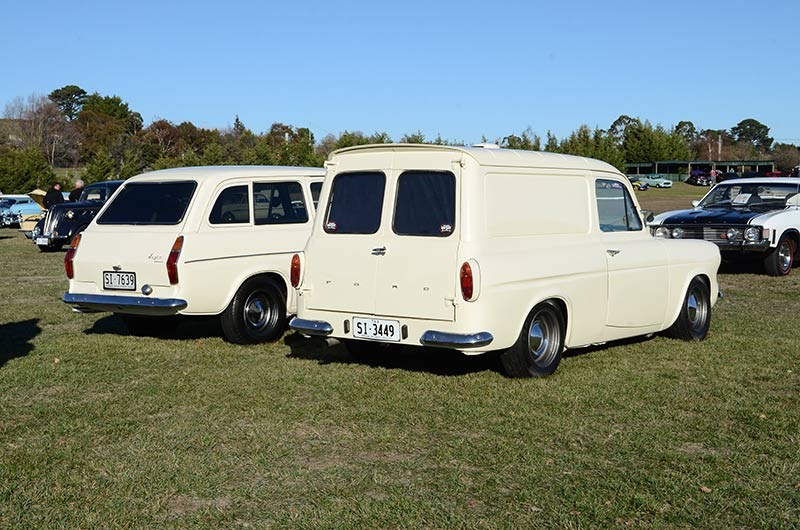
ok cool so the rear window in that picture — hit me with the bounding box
[310,182,322,209]
[324,172,385,234]
[393,171,455,236]
[97,181,197,225]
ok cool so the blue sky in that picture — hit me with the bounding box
[3,0,799,144]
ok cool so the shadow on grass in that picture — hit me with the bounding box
[0,319,41,367]
[0,235,15,240]
[562,333,654,359]
[284,332,504,377]
[719,260,769,275]
[84,314,223,340]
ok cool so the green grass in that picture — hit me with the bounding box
[1,230,798,529]
[636,182,710,214]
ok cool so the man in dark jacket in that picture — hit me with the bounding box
[44,182,64,209]
[68,180,85,202]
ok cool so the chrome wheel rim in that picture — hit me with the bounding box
[243,292,272,331]
[686,286,708,332]
[527,310,560,368]
[778,241,793,273]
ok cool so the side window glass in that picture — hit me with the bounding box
[310,182,322,209]
[253,181,308,225]
[595,179,642,232]
[324,172,386,234]
[209,185,250,224]
[393,171,455,236]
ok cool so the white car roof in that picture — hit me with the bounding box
[0,194,31,200]
[124,165,326,183]
[716,177,800,186]
[330,144,621,174]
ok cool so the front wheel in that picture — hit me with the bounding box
[500,301,565,378]
[763,235,795,276]
[667,277,711,340]
[220,277,286,344]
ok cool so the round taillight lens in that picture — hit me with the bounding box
[290,254,301,288]
[460,262,473,301]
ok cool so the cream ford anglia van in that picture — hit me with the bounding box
[290,144,722,377]
[63,166,324,344]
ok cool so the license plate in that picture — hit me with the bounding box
[352,317,401,342]
[36,237,49,245]
[103,271,136,291]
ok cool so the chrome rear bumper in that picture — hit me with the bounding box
[289,317,334,336]
[419,330,494,348]
[62,292,187,315]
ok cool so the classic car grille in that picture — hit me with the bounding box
[43,209,62,236]
[659,224,750,244]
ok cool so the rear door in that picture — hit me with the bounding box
[373,168,459,321]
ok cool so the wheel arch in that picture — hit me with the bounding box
[665,272,711,330]
[219,270,290,315]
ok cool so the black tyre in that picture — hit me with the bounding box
[120,314,180,337]
[763,235,795,276]
[667,277,711,340]
[220,277,286,344]
[500,301,565,378]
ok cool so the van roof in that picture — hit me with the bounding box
[125,165,326,183]
[330,144,621,173]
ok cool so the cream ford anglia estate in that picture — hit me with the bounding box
[290,144,722,377]
[63,166,324,343]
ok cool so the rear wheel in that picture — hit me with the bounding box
[667,277,711,340]
[763,235,795,276]
[120,315,180,337]
[500,301,565,378]
[220,277,286,344]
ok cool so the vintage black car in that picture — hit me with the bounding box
[33,180,123,251]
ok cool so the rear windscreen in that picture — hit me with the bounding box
[393,171,455,236]
[324,172,385,234]
[97,181,197,225]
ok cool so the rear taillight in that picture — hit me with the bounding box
[290,253,301,288]
[167,236,184,285]
[64,233,82,279]
[460,262,473,301]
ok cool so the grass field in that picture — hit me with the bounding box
[1,209,798,528]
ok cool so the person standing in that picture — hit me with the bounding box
[44,182,65,209]
[68,179,85,202]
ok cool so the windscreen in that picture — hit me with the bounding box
[699,182,800,208]
[324,172,385,234]
[97,181,197,225]
[393,171,455,236]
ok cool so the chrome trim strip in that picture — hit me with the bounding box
[289,317,333,336]
[184,249,302,265]
[420,330,494,349]
[62,292,187,312]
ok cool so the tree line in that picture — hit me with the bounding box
[1,84,798,193]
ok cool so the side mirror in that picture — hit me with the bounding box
[691,200,700,208]
[641,209,655,223]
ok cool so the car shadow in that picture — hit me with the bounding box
[718,261,767,275]
[84,314,224,340]
[0,319,41,367]
[284,332,504,377]
[562,333,654,359]
[0,235,15,240]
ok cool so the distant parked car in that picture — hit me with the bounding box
[33,181,123,251]
[62,166,325,344]
[764,171,786,178]
[0,198,43,228]
[686,173,712,186]
[627,177,649,191]
[638,175,673,188]
[650,177,800,276]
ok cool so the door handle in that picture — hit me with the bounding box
[607,249,621,257]
[371,246,387,256]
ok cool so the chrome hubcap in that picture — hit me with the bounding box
[778,242,793,272]
[244,293,271,330]
[527,311,559,368]
[686,287,708,331]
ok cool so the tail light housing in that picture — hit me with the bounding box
[167,236,184,285]
[460,262,474,301]
[64,233,82,279]
[290,253,301,288]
